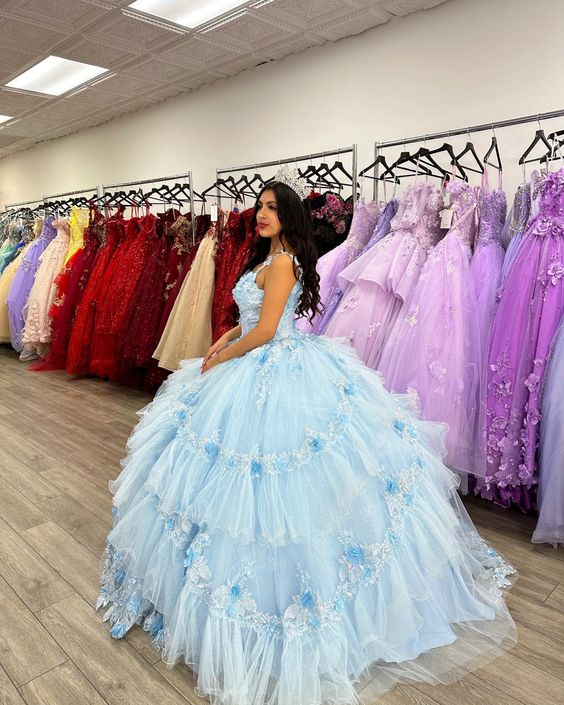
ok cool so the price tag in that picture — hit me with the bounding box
[211,204,218,222]
[440,208,454,229]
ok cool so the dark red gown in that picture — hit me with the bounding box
[66,212,126,375]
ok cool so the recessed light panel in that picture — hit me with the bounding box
[0,115,14,124]
[129,0,249,29]
[5,56,109,96]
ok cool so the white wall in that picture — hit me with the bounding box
[1,0,563,208]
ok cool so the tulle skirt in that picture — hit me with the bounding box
[98,333,516,705]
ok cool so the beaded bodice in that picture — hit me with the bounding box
[389,182,444,251]
[508,183,531,240]
[343,199,381,264]
[528,168,564,238]
[446,181,477,246]
[476,189,507,247]
[233,253,301,338]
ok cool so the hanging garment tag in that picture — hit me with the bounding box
[211,204,218,222]
[440,208,454,229]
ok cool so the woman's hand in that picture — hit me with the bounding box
[201,352,224,374]
[201,334,230,370]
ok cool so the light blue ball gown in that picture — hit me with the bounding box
[98,251,516,705]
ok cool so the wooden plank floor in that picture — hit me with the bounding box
[0,346,563,705]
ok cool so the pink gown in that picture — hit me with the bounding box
[324,182,444,368]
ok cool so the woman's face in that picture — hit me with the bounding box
[256,189,282,239]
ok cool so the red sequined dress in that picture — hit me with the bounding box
[211,210,244,342]
[66,212,126,375]
[90,214,158,380]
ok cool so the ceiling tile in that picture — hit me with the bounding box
[89,12,179,52]
[5,0,107,31]
[0,0,450,157]
[55,37,139,70]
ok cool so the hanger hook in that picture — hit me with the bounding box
[537,114,542,130]
[491,122,496,137]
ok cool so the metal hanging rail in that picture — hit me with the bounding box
[369,107,564,198]
[102,172,193,192]
[102,171,194,227]
[43,186,99,201]
[216,144,358,206]
[4,197,45,210]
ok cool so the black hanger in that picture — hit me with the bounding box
[381,150,433,180]
[200,177,241,203]
[518,129,552,165]
[454,140,484,174]
[483,135,502,171]
[417,143,467,181]
[359,155,400,184]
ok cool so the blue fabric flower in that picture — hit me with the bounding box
[165,516,175,530]
[300,591,314,609]
[343,381,356,396]
[334,596,345,612]
[231,584,241,599]
[407,425,418,438]
[147,613,164,637]
[226,604,236,617]
[184,547,197,568]
[404,493,414,506]
[309,436,325,452]
[114,568,126,588]
[385,478,399,494]
[174,409,187,423]
[393,419,405,434]
[250,460,263,479]
[111,506,119,520]
[128,595,142,614]
[346,546,364,565]
[184,392,199,406]
[204,441,219,459]
[110,622,127,639]
[308,616,321,629]
[415,456,424,468]
[257,348,269,365]
[388,532,399,544]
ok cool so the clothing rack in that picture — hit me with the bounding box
[4,197,45,211]
[43,186,99,202]
[102,171,194,226]
[369,107,564,199]
[215,145,358,207]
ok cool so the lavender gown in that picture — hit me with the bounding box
[361,199,398,253]
[7,216,57,352]
[532,317,564,547]
[324,182,444,368]
[500,183,530,272]
[378,181,480,477]
[477,168,564,510]
[298,199,380,334]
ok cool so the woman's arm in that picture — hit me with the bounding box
[212,256,297,365]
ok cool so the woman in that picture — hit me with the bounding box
[98,170,516,705]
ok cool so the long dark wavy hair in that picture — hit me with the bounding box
[242,182,322,322]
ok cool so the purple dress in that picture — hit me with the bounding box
[361,199,398,253]
[324,182,444,368]
[471,189,507,476]
[532,317,564,546]
[500,183,530,261]
[298,199,380,334]
[378,181,480,477]
[477,168,564,510]
[7,216,57,352]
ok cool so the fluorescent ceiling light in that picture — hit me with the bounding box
[128,0,249,29]
[0,115,14,124]
[5,56,108,96]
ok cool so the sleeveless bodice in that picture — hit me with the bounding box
[389,182,444,251]
[233,254,302,338]
[528,168,564,239]
[476,189,507,247]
